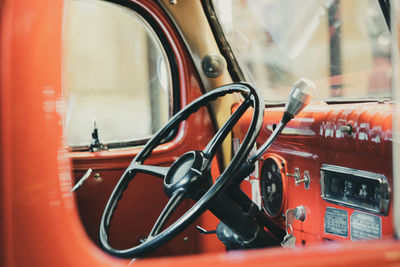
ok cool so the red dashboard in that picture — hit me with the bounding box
[234,101,393,244]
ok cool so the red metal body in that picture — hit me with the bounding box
[1,0,400,266]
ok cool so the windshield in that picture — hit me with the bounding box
[212,0,394,102]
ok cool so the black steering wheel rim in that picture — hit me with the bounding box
[99,82,264,258]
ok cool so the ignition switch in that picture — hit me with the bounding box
[281,205,306,248]
[285,205,307,225]
[294,205,306,221]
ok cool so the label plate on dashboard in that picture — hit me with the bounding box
[350,211,381,240]
[324,207,348,237]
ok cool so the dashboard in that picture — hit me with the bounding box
[234,101,393,244]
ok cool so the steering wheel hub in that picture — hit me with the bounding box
[164,151,209,198]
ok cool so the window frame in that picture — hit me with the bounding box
[66,0,181,151]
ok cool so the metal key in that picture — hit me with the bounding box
[281,230,296,248]
[281,209,296,248]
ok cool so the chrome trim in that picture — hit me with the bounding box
[320,164,390,216]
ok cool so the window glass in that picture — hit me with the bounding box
[213,0,393,102]
[63,0,172,147]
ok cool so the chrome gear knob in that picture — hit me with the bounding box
[284,78,315,118]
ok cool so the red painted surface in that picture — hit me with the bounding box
[0,0,126,266]
[233,101,394,244]
[131,240,400,267]
[1,0,400,266]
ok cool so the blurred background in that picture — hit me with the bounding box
[213,0,393,101]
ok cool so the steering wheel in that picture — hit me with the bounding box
[99,82,264,258]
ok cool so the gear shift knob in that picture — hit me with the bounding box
[284,78,315,118]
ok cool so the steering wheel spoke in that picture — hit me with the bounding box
[148,190,186,238]
[131,163,169,179]
[203,96,252,159]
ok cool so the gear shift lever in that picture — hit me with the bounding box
[249,78,315,163]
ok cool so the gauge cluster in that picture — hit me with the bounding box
[260,157,286,217]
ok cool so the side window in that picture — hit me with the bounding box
[63,0,172,147]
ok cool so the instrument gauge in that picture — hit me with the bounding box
[260,157,285,217]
